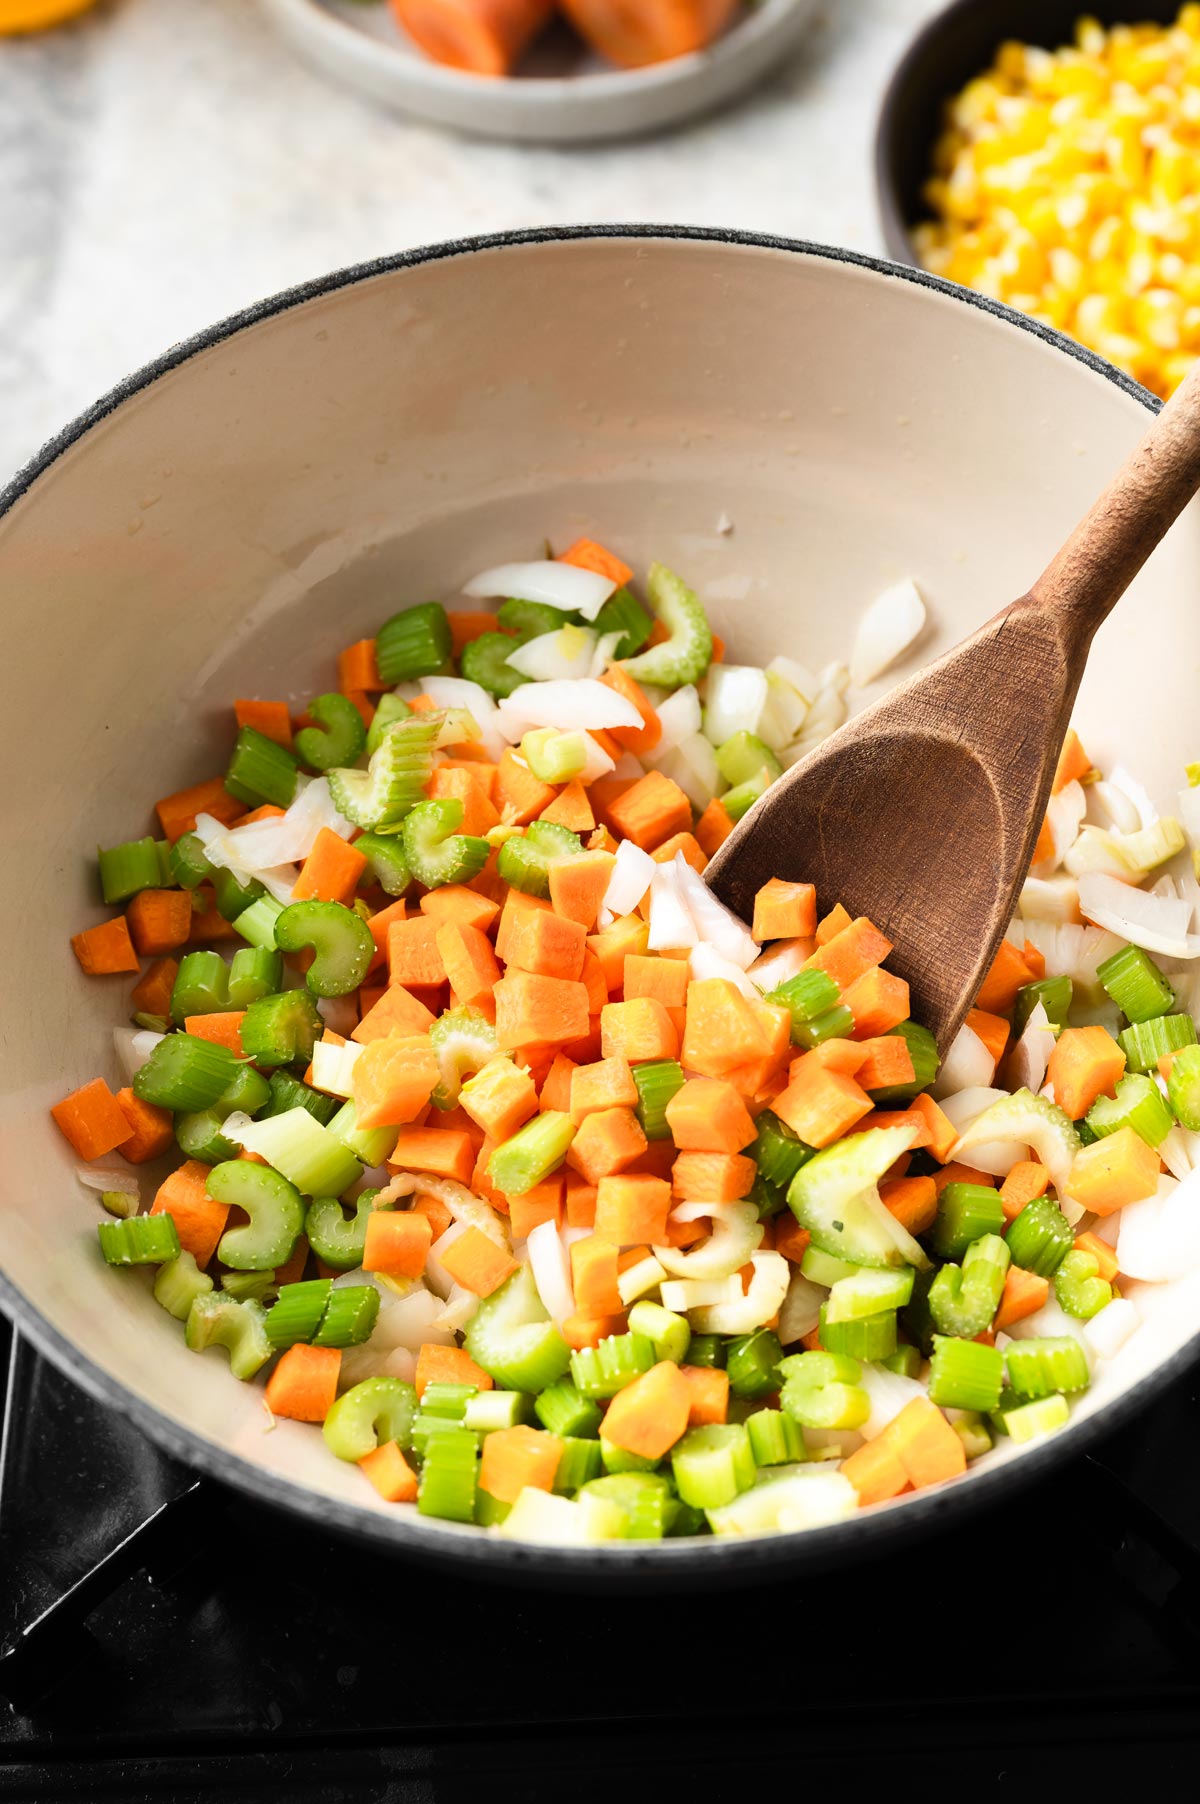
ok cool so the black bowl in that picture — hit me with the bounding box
[875,0,1178,263]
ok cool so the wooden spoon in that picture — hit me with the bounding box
[705,360,1200,1052]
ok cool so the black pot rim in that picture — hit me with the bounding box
[0,223,1180,1582]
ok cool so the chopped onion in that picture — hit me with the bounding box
[1063,825,1142,881]
[1116,1171,1200,1279]
[849,578,926,687]
[1002,1293,1092,1352]
[609,751,645,781]
[589,630,624,679]
[652,733,721,810]
[371,1283,455,1351]
[1090,780,1143,835]
[1108,764,1159,831]
[655,1200,760,1281]
[1008,1001,1055,1094]
[498,678,641,734]
[687,1250,791,1335]
[651,685,702,755]
[1078,871,1200,958]
[76,1165,139,1197]
[201,774,353,876]
[505,625,597,683]
[858,1363,924,1441]
[702,664,769,746]
[1019,876,1082,924]
[747,935,813,991]
[339,1343,417,1388]
[1017,918,1125,1002]
[937,1085,1009,1136]
[1083,1297,1140,1361]
[931,1022,995,1098]
[781,666,849,761]
[434,1284,479,1334]
[527,1220,575,1324]
[1037,779,1086,870]
[462,560,615,621]
[422,676,506,760]
[1178,784,1200,842]
[114,1026,165,1082]
[777,1269,823,1344]
[647,862,698,951]
[689,942,759,998]
[757,657,817,751]
[603,839,655,916]
[577,734,618,783]
[617,1254,668,1307]
[673,854,759,970]
[309,1037,363,1098]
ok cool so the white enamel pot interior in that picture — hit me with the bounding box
[3,229,1199,1584]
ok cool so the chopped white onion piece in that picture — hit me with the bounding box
[849,578,926,687]
[777,1270,823,1344]
[527,1220,575,1325]
[1063,825,1142,881]
[647,862,698,951]
[747,935,814,991]
[651,734,721,811]
[1016,919,1124,1004]
[931,1022,995,1098]
[673,852,759,970]
[1116,1172,1200,1280]
[372,1283,455,1351]
[76,1165,139,1197]
[1002,1293,1091,1352]
[858,1363,925,1440]
[688,942,758,998]
[757,658,817,751]
[603,839,656,916]
[434,1284,479,1334]
[687,1250,791,1335]
[1008,1001,1055,1095]
[505,625,597,683]
[422,675,506,760]
[338,1343,417,1389]
[309,1038,363,1098]
[589,630,625,679]
[577,733,618,783]
[655,1200,760,1281]
[114,1026,165,1082]
[463,560,615,621]
[1078,871,1200,958]
[1038,780,1087,869]
[1178,784,1200,842]
[617,1254,667,1307]
[651,685,701,755]
[498,678,641,734]
[1090,780,1143,835]
[609,751,645,781]
[1019,876,1082,924]
[702,664,769,746]
[1083,1297,1140,1361]
[1108,763,1159,830]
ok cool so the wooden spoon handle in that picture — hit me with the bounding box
[1030,354,1200,637]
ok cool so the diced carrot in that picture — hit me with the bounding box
[599,663,662,756]
[805,917,893,991]
[130,956,179,1019]
[664,1078,757,1153]
[593,1173,672,1245]
[579,949,610,1018]
[187,897,250,946]
[601,1359,690,1460]
[670,1151,756,1202]
[752,878,817,943]
[570,1057,638,1122]
[600,994,681,1067]
[605,771,692,853]
[151,1159,225,1266]
[415,1341,495,1399]
[363,897,408,976]
[843,966,911,1039]
[345,690,377,730]
[292,828,368,907]
[337,639,382,693]
[125,889,193,957]
[558,536,633,587]
[774,1215,810,1263]
[507,1175,565,1238]
[912,1093,958,1162]
[434,921,502,1010]
[854,1037,916,1093]
[352,984,436,1045]
[504,908,587,981]
[352,1034,440,1131]
[263,1344,341,1422]
[1048,1025,1127,1120]
[538,780,595,833]
[495,890,552,964]
[477,1423,562,1503]
[110,1088,173,1164]
[51,1077,133,1161]
[155,777,246,843]
[695,797,734,858]
[815,902,852,947]
[428,765,501,837]
[999,1160,1049,1223]
[567,1107,647,1184]
[650,832,707,874]
[771,1056,873,1149]
[388,917,447,988]
[994,1266,1050,1331]
[440,1224,519,1298]
[1064,1126,1160,1215]
[1023,940,1049,979]
[856,1108,931,1149]
[932,1161,996,1194]
[392,0,556,74]
[966,1007,1010,1070]
[387,1126,476,1184]
[234,698,294,749]
[71,917,140,976]
[841,1435,910,1506]
[359,1439,419,1503]
[495,748,558,825]
[879,1174,938,1236]
[460,1057,540,1141]
[809,1037,869,1076]
[586,913,649,990]
[681,978,770,1077]
[495,972,591,1051]
[620,953,686,1011]
[183,1011,246,1056]
[547,850,617,932]
[678,1364,730,1427]
[362,1209,433,1279]
[560,1310,626,1350]
[409,1190,453,1244]
[538,1052,577,1116]
[1031,813,1057,865]
[415,891,496,943]
[885,1396,966,1489]
[569,1234,623,1314]
[561,1175,595,1229]
[447,609,501,655]
[559,0,738,68]
[1053,727,1092,793]
[975,939,1035,1015]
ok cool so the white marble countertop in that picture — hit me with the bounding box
[0,0,945,482]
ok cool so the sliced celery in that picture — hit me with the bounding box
[209,1160,305,1271]
[323,1376,417,1460]
[185,1293,272,1379]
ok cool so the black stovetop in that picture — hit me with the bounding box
[1,1310,1198,1801]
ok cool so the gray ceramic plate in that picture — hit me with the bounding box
[3,228,1200,1583]
[260,0,820,142]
